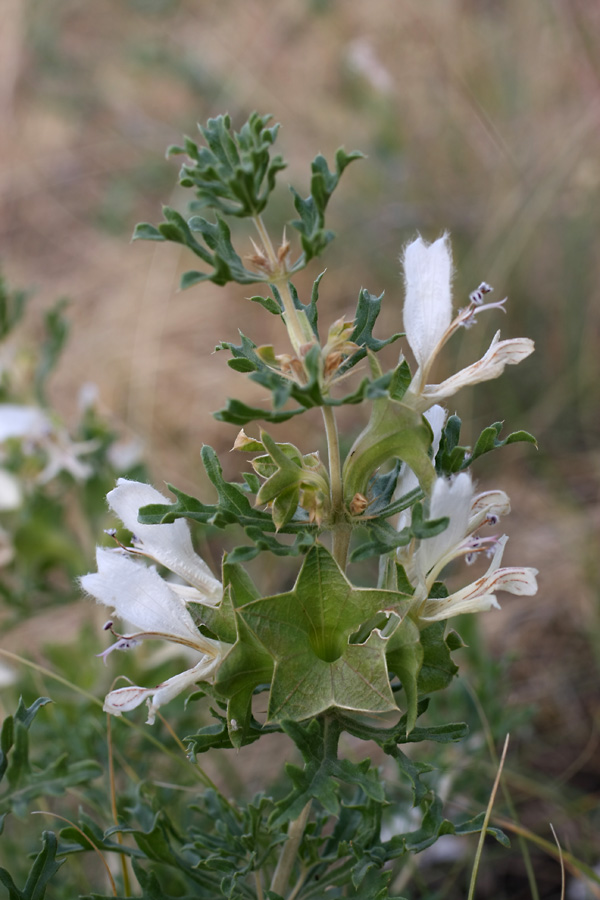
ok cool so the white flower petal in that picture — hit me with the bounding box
[425,404,447,459]
[402,234,453,371]
[37,437,98,484]
[0,405,51,442]
[103,655,222,724]
[416,473,474,578]
[419,591,501,622]
[168,581,220,607]
[422,332,535,404]
[107,479,221,599]
[470,490,511,519]
[419,535,538,621]
[81,547,207,648]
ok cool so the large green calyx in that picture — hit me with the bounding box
[216,545,412,727]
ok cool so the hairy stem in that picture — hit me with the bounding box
[254,214,278,265]
[277,278,310,359]
[321,405,350,569]
[254,215,307,356]
[270,800,312,897]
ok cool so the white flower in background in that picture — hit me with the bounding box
[407,472,537,623]
[107,437,145,473]
[81,479,226,723]
[0,469,22,511]
[401,235,534,412]
[0,404,51,442]
[0,403,99,483]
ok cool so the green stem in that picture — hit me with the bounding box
[321,405,350,569]
[270,800,312,898]
[323,713,341,760]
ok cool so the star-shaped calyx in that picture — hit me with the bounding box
[234,544,412,722]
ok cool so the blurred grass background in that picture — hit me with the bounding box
[0,0,599,896]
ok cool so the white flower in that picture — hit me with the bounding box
[107,437,145,472]
[400,235,534,411]
[407,472,537,623]
[81,480,226,723]
[418,535,538,622]
[0,403,99,483]
[421,332,535,406]
[0,404,51,442]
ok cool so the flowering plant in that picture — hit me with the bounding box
[0,112,539,898]
[74,112,541,897]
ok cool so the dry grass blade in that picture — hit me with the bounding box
[550,823,565,900]
[492,815,600,898]
[467,733,510,900]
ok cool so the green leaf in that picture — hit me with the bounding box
[289,148,363,267]
[2,754,102,818]
[137,448,317,564]
[336,703,467,793]
[215,608,275,747]
[171,112,287,218]
[34,300,69,405]
[410,502,449,540]
[238,545,411,721]
[340,289,402,373]
[385,616,423,733]
[138,445,275,531]
[14,697,53,731]
[142,206,263,287]
[0,275,28,341]
[132,222,165,242]
[436,415,537,474]
[436,414,466,475]
[215,330,404,426]
[272,719,384,824]
[349,501,447,562]
[417,621,460,694]
[81,857,201,899]
[452,811,510,847]
[249,294,282,316]
[359,461,401,517]
[349,520,412,562]
[470,421,537,462]
[0,831,64,900]
[213,398,307,426]
[0,697,52,787]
